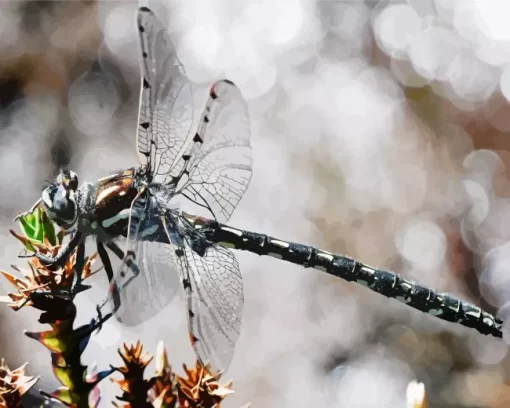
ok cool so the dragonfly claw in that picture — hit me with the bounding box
[13,198,42,222]
[18,249,36,259]
[94,305,112,334]
[13,210,34,222]
[12,213,26,222]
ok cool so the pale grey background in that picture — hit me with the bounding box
[1,0,510,407]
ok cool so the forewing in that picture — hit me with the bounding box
[174,80,252,223]
[106,194,180,326]
[136,7,193,182]
[162,213,244,372]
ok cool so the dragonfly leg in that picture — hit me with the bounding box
[97,242,114,283]
[71,242,85,295]
[32,232,83,268]
[100,241,141,315]
[105,241,125,260]
[106,241,141,278]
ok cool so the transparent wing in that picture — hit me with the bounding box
[105,194,180,326]
[137,7,251,222]
[172,80,252,223]
[162,213,244,372]
[136,7,193,182]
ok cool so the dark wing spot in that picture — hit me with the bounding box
[193,133,203,143]
[143,78,150,88]
[182,154,191,161]
[175,248,184,257]
[142,52,148,58]
[140,122,150,129]
[182,278,191,290]
[203,116,210,123]
[209,85,218,99]
[189,332,199,345]
[189,309,195,318]
[138,25,145,32]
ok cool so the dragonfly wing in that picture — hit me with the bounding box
[174,80,252,223]
[162,213,244,372]
[137,8,251,222]
[106,194,180,326]
[136,7,193,182]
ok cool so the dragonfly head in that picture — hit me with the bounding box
[41,170,79,229]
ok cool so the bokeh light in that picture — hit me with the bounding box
[2,0,510,407]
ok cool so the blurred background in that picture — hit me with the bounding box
[1,0,510,406]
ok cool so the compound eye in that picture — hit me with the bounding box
[57,170,79,191]
[66,171,79,191]
[41,185,56,210]
[53,185,69,210]
[53,185,75,221]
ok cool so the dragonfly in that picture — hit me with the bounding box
[16,6,503,373]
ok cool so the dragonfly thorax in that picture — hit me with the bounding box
[41,170,79,229]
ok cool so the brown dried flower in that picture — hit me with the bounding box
[176,361,234,408]
[113,341,242,408]
[0,360,38,408]
[149,341,177,408]
[112,341,154,408]
[0,230,96,310]
[1,210,109,408]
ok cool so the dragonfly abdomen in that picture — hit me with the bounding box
[184,213,503,338]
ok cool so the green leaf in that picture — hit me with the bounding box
[43,387,78,406]
[52,365,75,390]
[18,208,43,243]
[33,208,45,242]
[40,209,56,246]
[25,329,69,353]
[18,215,36,240]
